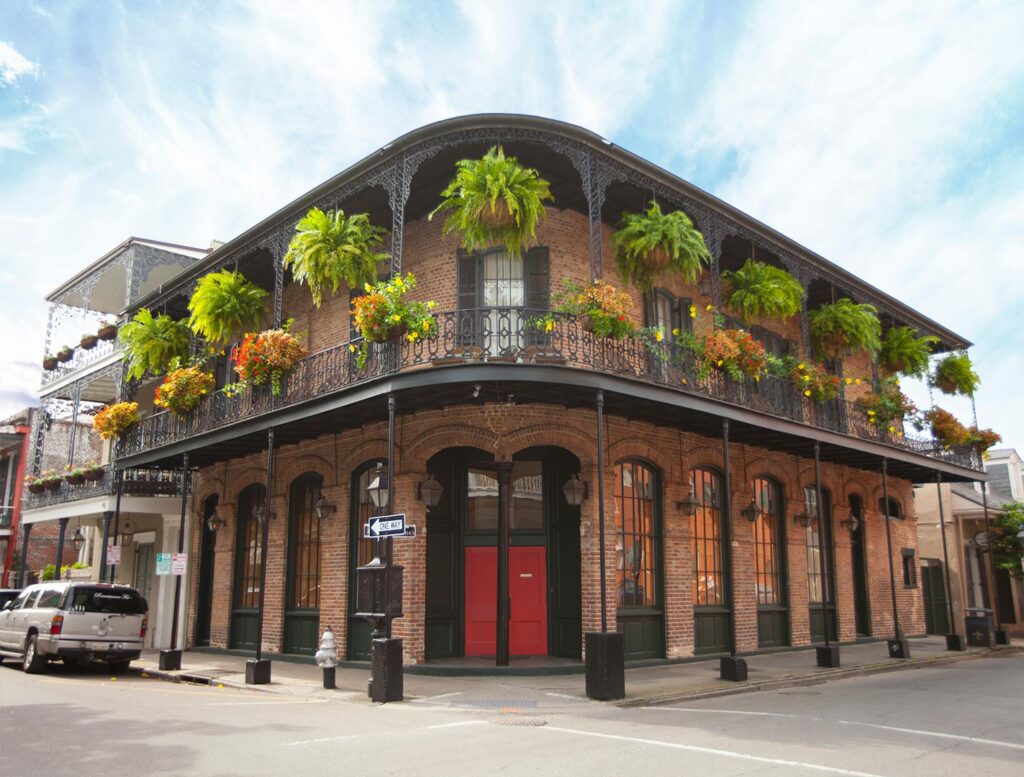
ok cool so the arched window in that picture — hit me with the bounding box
[751,478,782,606]
[692,468,723,607]
[287,473,323,610]
[234,484,266,610]
[615,461,658,608]
[878,496,902,519]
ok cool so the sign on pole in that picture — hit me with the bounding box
[364,513,408,538]
[106,544,121,565]
[171,553,188,575]
[156,552,171,576]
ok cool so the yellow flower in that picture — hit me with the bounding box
[844,377,853,385]
[390,314,402,323]
[427,301,437,310]
[672,328,681,337]
[545,321,554,333]
[797,362,805,369]
[655,330,664,342]
[363,283,372,292]
[854,378,862,384]
[804,389,812,397]
[888,426,896,433]
[706,304,714,311]
[689,305,697,318]
[406,332,419,342]
[681,378,688,385]
[349,344,356,353]
[867,409,875,415]
[802,375,811,382]
[897,432,904,438]
[717,360,724,366]
[754,375,760,382]
[422,320,430,331]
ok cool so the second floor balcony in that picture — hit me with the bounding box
[23,466,185,511]
[115,308,982,477]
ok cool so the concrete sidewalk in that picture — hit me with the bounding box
[132,636,1018,707]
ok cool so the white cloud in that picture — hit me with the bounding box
[0,41,36,84]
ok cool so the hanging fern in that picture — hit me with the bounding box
[187,269,268,344]
[118,308,190,380]
[929,352,980,396]
[877,326,937,377]
[429,145,553,258]
[808,298,881,358]
[721,259,804,323]
[285,208,390,308]
[612,201,710,292]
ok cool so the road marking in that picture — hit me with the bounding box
[285,734,368,746]
[545,692,582,700]
[411,691,464,703]
[209,699,330,706]
[426,720,488,730]
[540,726,887,777]
[644,707,799,718]
[836,720,1024,751]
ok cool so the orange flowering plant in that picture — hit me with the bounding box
[154,361,215,414]
[552,280,636,339]
[924,407,1001,454]
[350,273,438,368]
[93,401,142,440]
[677,327,767,381]
[232,323,308,396]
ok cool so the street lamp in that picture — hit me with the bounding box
[418,474,443,508]
[71,528,85,553]
[676,492,699,517]
[206,510,224,532]
[119,520,135,546]
[561,474,588,506]
[367,463,389,509]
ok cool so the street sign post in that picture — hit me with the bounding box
[364,513,410,538]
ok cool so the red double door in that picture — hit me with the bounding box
[464,546,547,656]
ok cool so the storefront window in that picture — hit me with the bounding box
[692,468,723,606]
[752,478,782,606]
[616,461,658,608]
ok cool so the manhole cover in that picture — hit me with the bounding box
[495,716,548,727]
[456,699,538,709]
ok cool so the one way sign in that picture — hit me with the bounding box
[365,513,407,538]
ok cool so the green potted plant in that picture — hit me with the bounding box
[80,331,98,350]
[692,328,769,381]
[856,378,918,431]
[56,345,74,363]
[42,354,58,371]
[877,326,937,377]
[808,298,881,358]
[40,470,63,491]
[24,475,45,494]
[429,145,553,258]
[64,465,86,486]
[119,308,191,380]
[154,361,216,413]
[350,273,438,368]
[612,201,711,292]
[929,352,979,396]
[97,319,118,340]
[231,325,308,396]
[93,401,142,440]
[188,269,268,345]
[549,280,637,339]
[925,407,1000,454]
[721,259,805,324]
[285,207,390,307]
[83,462,105,482]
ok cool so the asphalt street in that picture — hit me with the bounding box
[1,652,1021,777]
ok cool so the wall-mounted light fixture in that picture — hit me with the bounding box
[676,493,699,517]
[314,494,336,521]
[841,513,859,533]
[793,512,812,528]
[418,474,443,508]
[561,474,588,507]
[740,498,760,522]
[207,510,224,532]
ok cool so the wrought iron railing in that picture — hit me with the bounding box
[116,308,981,471]
[23,466,185,510]
[41,336,119,388]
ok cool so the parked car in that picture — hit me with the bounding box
[0,581,147,674]
[0,589,20,610]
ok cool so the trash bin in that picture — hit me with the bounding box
[964,608,994,647]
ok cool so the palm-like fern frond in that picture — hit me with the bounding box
[612,201,710,291]
[429,146,553,257]
[809,298,881,358]
[285,208,389,307]
[878,326,938,377]
[722,259,804,323]
[187,270,268,344]
[118,308,191,380]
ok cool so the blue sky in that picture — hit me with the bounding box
[1,0,1022,454]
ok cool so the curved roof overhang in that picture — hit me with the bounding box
[129,114,970,349]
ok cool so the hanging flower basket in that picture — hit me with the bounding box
[57,347,74,363]
[97,323,118,341]
[42,473,63,491]
[80,334,98,350]
[93,402,142,440]
[553,281,636,340]
[83,463,105,482]
[232,327,308,396]
[64,469,86,486]
[154,364,215,414]
[25,477,45,494]
[480,199,514,229]
[351,274,438,369]
[643,246,671,270]
[43,356,58,371]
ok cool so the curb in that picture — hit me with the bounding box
[616,645,1021,707]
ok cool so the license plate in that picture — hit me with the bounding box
[91,642,109,651]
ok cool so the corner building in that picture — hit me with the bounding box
[113,115,982,664]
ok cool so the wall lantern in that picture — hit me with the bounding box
[740,498,760,522]
[793,512,812,528]
[676,493,699,517]
[418,475,443,508]
[119,520,135,546]
[253,503,266,524]
[367,462,389,509]
[314,494,336,521]
[841,513,860,533]
[71,528,85,553]
[561,474,588,507]
[206,510,224,532]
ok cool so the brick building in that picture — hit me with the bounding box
[49,115,985,668]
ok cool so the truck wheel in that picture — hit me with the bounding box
[23,634,48,674]
[108,660,132,674]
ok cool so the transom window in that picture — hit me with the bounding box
[752,478,783,606]
[466,462,544,532]
[692,468,723,607]
[615,461,659,608]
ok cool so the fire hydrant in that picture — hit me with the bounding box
[314,626,338,689]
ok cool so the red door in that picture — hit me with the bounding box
[464,546,548,657]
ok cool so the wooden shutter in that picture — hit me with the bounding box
[677,297,693,335]
[457,249,478,311]
[524,247,550,311]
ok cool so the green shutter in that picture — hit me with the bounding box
[524,247,550,311]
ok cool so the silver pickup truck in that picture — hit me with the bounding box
[0,581,147,673]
